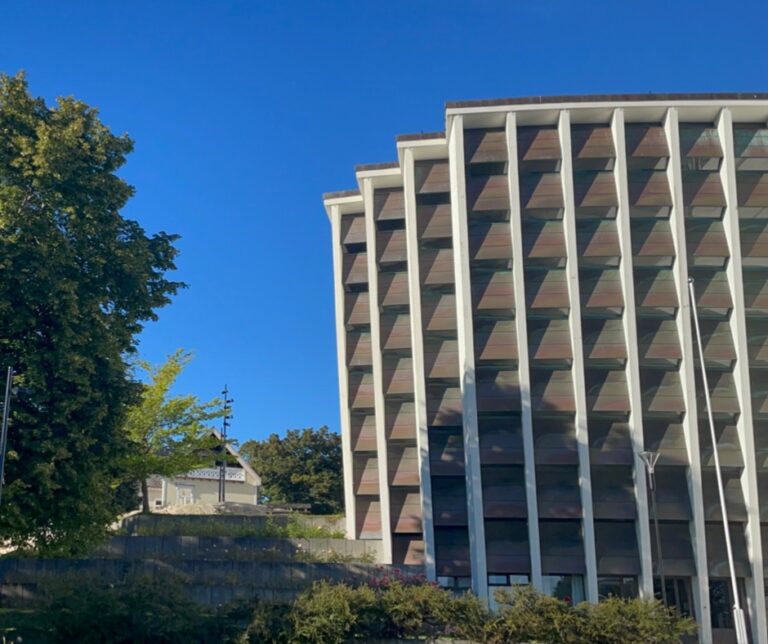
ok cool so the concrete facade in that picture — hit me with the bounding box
[323,95,768,643]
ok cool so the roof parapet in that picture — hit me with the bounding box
[322,189,360,201]
[396,131,445,142]
[354,161,399,172]
[445,92,768,110]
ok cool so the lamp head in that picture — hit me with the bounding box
[639,450,660,473]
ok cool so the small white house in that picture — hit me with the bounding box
[146,435,261,509]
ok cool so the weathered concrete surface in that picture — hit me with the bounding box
[0,559,423,607]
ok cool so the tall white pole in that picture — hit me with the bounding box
[688,278,748,643]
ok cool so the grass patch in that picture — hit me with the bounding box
[116,515,344,539]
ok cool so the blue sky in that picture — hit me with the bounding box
[1,1,766,444]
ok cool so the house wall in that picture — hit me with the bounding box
[163,478,259,506]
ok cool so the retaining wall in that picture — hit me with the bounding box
[0,558,422,607]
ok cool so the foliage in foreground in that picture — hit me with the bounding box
[33,572,697,643]
[0,71,182,554]
[287,576,485,643]
[485,585,696,644]
[40,574,241,644]
[240,427,343,514]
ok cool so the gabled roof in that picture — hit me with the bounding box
[210,428,262,486]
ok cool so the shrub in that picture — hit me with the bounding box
[290,580,382,643]
[484,586,698,644]
[42,574,196,643]
[289,575,487,643]
[581,596,697,644]
[485,585,585,644]
[39,573,242,643]
[33,573,699,644]
[241,601,293,643]
[380,578,487,640]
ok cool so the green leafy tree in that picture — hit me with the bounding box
[240,427,342,514]
[125,350,226,513]
[0,72,182,552]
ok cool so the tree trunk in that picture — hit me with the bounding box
[140,478,151,514]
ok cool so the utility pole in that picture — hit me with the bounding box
[219,386,234,504]
[0,367,13,506]
[689,278,748,644]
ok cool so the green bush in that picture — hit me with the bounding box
[380,578,487,640]
[287,575,487,643]
[30,573,700,643]
[484,586,697,644]
[39,573,241,643]
[239,601,293,643]
[290,580,382,643]
[0,607,48,643]
[581,595,697,644]
[485,585,585,643]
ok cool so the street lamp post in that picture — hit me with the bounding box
[688,278,748,643]
[639,450,667,607]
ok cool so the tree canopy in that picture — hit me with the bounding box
[0,72,182,552]
[240,427,343,514]
[124,350,225,512]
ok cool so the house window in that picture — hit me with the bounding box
[177,484,195,506]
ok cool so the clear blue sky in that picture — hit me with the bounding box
[1,1,765,444]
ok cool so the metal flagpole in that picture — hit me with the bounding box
[688,278,748,643]
[0,367,14,506]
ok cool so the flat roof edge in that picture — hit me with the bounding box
[355,162,399,172]
[396,131,445,142]
[445,92,768,109]
[322,189,360,201]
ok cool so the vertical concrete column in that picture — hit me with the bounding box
[718,107,768,643]
[402,146,437,581]
[611,108,655,598]
[665,107,712,643]
[447,114,488,600]
[363,178,393,563]
[330,203,357,539]
[505,111,543,591]
[558,109,599,603]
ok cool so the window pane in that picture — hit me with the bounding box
[598,576,637,599]
[542,574,585,605]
